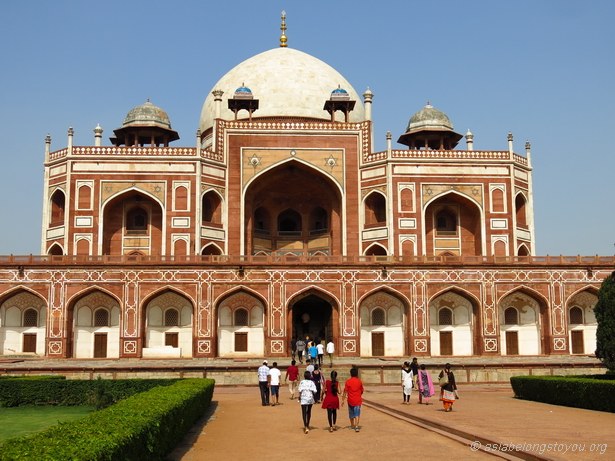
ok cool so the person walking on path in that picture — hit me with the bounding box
[305,359,314,376]
[285,359,299,400]
[326,338,335,367]
[268,361,282,406]
[401,361,413,404]
[295,338,306,364]
[308,342,318,364]
[438,363,458,412]
[298,370,318,434]
[257,360,270,406]
[341,367,364,432]
[290,337,297,361]
[316,340,325,368]
[311,364,324,403]
[417,364,435,404]
[321,370,340,432]
[410,357,419,391]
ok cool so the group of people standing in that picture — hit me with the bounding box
[401,358,458,411]
[258,358,364,434]
[292,337,335,367]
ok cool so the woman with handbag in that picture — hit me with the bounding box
[438,363,457,412]
[298,370,318,434]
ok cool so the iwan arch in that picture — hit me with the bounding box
[0,14,609,360]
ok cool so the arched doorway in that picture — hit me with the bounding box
[291,294,333,344]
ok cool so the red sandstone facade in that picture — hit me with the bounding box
[0,40,606,360]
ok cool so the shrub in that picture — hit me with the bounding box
[510,375,615,413]
[0,378,215,461]
[0,377,177,407]
[595,271,615,371]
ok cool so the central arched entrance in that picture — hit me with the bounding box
[291,294,334,343]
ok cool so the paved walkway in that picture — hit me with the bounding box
[168,383,615,461]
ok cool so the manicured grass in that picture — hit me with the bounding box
[0,405,95,442]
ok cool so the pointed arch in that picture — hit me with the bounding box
[429,288,481,356]
[359,289,408,356]
[363,190,387,227]
[202,189,223,225]
[201,242,223,256]
[141,287,195,358]
[215,288,267,357]
[364,242,388,256]
[515,191,528,228]
[47,243,64,256]
[423,190,484,257]
[49,188,66,227]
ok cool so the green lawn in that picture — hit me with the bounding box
[0,406,96,442]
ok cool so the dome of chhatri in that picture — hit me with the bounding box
[405,103,454,133]
[123,100,174,130]
[199,47,365,133]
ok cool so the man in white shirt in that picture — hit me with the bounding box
[257,360,270,406]
[316,341,325,367]
[326,339,335,367]
[268,361,282,406]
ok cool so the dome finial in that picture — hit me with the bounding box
[280,10,288,48]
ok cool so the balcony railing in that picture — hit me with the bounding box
[1,254,613,267]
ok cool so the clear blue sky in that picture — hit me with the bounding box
[0,0,613,255]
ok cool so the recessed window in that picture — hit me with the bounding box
[504,307,519,325]
[23,308,38,327]
[164,308,180,327]
[569,306,584,325]
[438,308,453,325]
[234,308,249,326]
[94,309,110,327]
[371,308,386,326]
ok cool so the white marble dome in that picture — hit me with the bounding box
[199,47,365,133]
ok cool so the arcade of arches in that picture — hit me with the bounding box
[0,280,599,359]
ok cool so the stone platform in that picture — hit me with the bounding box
[0,354,605,384]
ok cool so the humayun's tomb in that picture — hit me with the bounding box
[0,14,611,363]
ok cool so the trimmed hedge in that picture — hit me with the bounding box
[0,377,178,407]
[510,375,615,413]
[0,378,215,461]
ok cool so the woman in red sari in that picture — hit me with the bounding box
[438,363,457,412]
[321,370,340,432]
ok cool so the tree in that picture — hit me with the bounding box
[595,271,615,372]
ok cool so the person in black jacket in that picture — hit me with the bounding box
[438,363,458,412]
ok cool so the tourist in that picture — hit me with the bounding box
[341,366,364,432]
[285,359,299,400]
[268,361,281,406]
[326,338,335,367]
[410,357,419,390]
[306,359,314,376]
[401,361,413,404]
[290,336,297,361]
[417,364,435,404]
[438,363,458,412]
[311,364,324,403]
[316,340,325,367]
[308,341,318,364]
[257,360,270,406]
[298,370,318,434]
[296,337,306,364]
[321,370,340,432]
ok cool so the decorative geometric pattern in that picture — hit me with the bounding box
[484,337,498,352]
[413,339,428,352]
[48,341,63,355]
[123,340,137,354]
[342,339,356,353]
[270,340,284,354]
[197,340,211,354]
[553,337,567,351]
